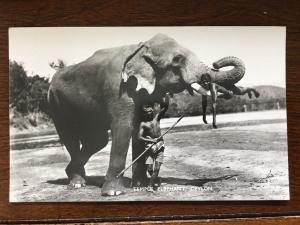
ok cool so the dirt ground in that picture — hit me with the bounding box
[10,111,289,202]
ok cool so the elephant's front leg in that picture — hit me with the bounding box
[131,129,148,187]
[101,104,134,196]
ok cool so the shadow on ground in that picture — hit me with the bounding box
[47,176,132,188]
[47,174,238,188]
[162,174,238,186]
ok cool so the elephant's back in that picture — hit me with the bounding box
[50,44,138,111]
[51,44,138,84]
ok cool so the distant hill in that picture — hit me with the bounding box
[249,85,286,99]
[164,85,286,117]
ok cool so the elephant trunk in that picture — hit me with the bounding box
[180,55,245,95]
[209,56,245,86]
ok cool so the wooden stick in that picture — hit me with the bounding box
[116,115,184,178]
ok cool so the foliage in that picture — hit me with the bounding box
[9,60,50,115]
[167,86,286,117]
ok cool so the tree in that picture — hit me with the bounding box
[9,60,27,107]
[9,60,50,114]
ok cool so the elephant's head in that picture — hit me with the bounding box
[123,34,212,99]
[123,34,246,100]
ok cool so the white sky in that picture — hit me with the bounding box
[9,27,286,87]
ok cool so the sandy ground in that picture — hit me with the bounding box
[10,110,289,202]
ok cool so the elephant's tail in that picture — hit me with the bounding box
[211,56,245,85]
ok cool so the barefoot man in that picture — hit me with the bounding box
[138,95,169,190]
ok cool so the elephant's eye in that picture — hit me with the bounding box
[172,54,185,66]
[172,66,182,75]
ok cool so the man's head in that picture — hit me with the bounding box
[200,74,212,89]
[142,103,154,120]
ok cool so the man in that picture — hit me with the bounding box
[198,74,234,128]
[138,95,169,190]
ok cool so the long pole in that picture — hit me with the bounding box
[116,114,184,178]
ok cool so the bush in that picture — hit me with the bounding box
[9,61,50,115]
[9,61,53,132]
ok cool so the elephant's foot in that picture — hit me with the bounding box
[69,174,86,188]
[131,178,148,188]
[131,173,148,187]
[65,163,86,188]
[101,177,125,196]
[131,160,148,187]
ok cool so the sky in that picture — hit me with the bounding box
[9,26,286,87]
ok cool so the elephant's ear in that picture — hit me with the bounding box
[123,47,157,95]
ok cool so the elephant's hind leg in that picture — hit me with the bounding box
[79,130,109,183]
[66,130,109,188]
[63,136,87,188]
[48,89,87,187]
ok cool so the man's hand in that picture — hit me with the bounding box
[156,137,163,142]
[153,137,162,143]
[146,136,158,143]
[228,90,234,97]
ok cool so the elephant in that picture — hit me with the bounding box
[191,57,260,128]
[47,33,245,196]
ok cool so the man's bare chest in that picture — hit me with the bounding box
[144,121,160,133]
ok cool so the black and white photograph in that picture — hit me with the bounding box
[9,26,288,202]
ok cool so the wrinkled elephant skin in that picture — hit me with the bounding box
[48,33,236,196]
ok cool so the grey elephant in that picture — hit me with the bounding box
[48,33,243,196]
